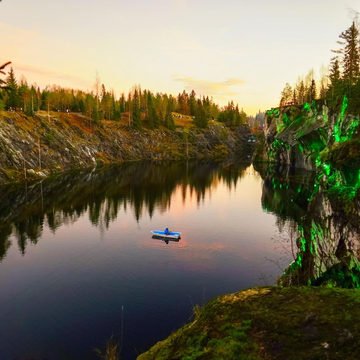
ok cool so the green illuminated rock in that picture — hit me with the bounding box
[262,100,360,171]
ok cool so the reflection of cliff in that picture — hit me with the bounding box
[254,162,315,223]
[307,166,360,286]
[281,186,360,288]
[256,162,360,288]
[0,162,249,260]
[261,99,360,288]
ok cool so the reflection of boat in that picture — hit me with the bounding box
[152,235,180,244]
[151,230,181,240]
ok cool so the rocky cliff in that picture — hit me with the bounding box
[137,100,360,359]
[0,111,254,184]
[255,99,360,287]
[262,98,360,171]
[138,286,360,360]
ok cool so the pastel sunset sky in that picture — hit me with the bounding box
[1,0,359,115]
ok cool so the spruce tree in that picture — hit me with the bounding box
[189,90,197,116]
[18,77,30,112]
[5,67,18,109]
[328,58,342,102]
[194,99,208,128]
[146,93,155,129]
[308,79,317,101]
[165,101,175,130]
[338,22,360,87]
[132,88,142,130]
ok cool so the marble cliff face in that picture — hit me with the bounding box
[260,99,360,287]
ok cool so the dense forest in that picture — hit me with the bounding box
[279,20,360,114]
[0,66,247,130]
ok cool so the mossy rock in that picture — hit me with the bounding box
[138,286,360,360]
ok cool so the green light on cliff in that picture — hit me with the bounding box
[296,255,302,267]
[304,103,310,112]
[341,95,348,117]
[323,164,331,176]
[283,113,291,126]
[300,237,306,252]
[347,118,359,139]
[334,96,348,143]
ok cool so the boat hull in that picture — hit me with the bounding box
[151,230,181,240]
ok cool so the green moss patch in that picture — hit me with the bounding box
[138,286,360,360]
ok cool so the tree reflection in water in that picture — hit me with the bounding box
[0,161,250,260]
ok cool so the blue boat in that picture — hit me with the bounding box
[151,230,181,240]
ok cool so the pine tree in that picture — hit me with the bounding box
[189,89,197,116]
[132,88,142,130]
[194,99,208,128]
[338,22,360,87]
[18,76,30,112]
[146,93,155,129]
[328,58,342,102]
[5,67,18,109]
[165,101,175,130]
[119,93,126,114]
[308,79,317,102]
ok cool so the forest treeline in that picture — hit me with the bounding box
[0,67,247,130]
[279,20,360,114]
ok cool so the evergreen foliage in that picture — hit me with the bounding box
[5,67,18,109]
[279,20,360,114]
[165,101,175,130]
[194,99,208,128]
[0,63,247,129]
[338,22,360,87]
[132,88,142,130]
[218,101,246,126]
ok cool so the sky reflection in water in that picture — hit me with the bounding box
[0,162,301,359]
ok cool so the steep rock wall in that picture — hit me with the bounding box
[262,99,360,171]
[0,111,254,184]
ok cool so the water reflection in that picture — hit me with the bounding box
[0,162,249,260]
[255,162,360,288]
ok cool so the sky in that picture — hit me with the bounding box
[1,0,359,115]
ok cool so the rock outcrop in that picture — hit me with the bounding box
[0,111,254,184]
[262,99,360,171]
[138,286,360,360]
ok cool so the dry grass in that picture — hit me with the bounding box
[94,336,121,360]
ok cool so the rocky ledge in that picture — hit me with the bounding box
[0,111,254,184]
[138,286,360,359]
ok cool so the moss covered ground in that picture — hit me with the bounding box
[138,286,360,360]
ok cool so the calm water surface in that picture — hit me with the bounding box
[0,162,311,359]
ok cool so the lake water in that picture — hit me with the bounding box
[0,161,312,359]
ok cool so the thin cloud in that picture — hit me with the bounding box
[173,76,245,99]
[14,63,91,88]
